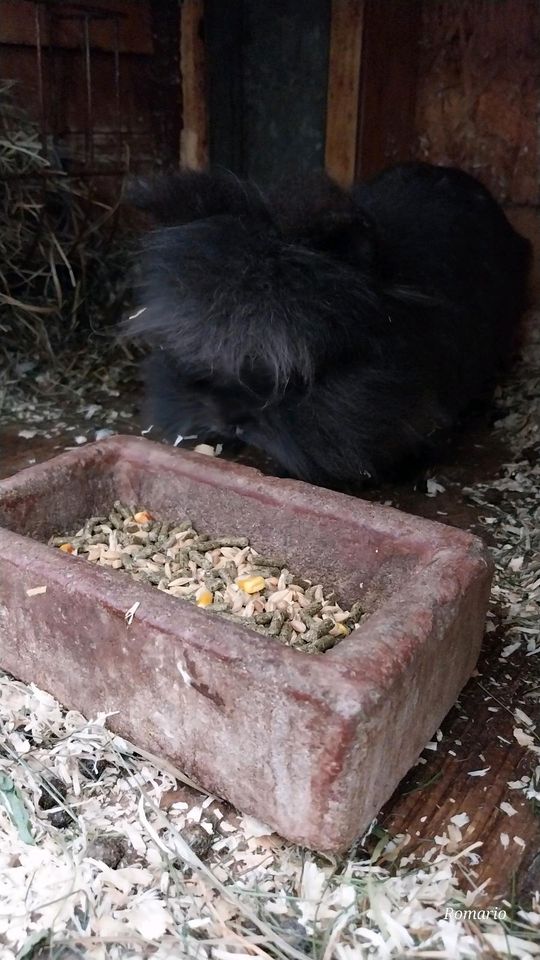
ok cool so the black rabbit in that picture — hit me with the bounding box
[125,163,531,487]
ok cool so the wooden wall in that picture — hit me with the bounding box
[0,0,180,187]
[1,0,538,278]
[327,0,539,286]
[414,0,540,285]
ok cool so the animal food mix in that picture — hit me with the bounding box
[50,503,364,652]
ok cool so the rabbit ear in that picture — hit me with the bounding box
[266,171,378,270]
[123,169,270,227]
[314,210,379,271]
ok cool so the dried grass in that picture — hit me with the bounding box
[0,79,134,392]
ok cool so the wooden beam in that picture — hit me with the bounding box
[0,0,154,54]
[325,0,364,188]
[180,0,208,170]
[356,0,421,179]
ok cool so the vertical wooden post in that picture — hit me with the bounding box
[325,0,364,188]
[325,0,421,185]
[356,0,421,180]
[180,0,208,169]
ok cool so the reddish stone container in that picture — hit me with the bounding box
[0,436,492,851]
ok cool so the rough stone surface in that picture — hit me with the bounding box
[0,436,493,852]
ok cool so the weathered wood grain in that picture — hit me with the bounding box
[180,0,208,170]
[325,0,364,188]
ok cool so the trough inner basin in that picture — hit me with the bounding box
[0,437,425,618]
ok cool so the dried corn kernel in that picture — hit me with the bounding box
[236,575,266,594]
[196,590,213,607]
[59,543,75,554]
[329,622,349,638]
[133,510,154,524]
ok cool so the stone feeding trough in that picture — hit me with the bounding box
[0,435,493,852]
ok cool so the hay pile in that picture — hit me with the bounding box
[0,79,133,391]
